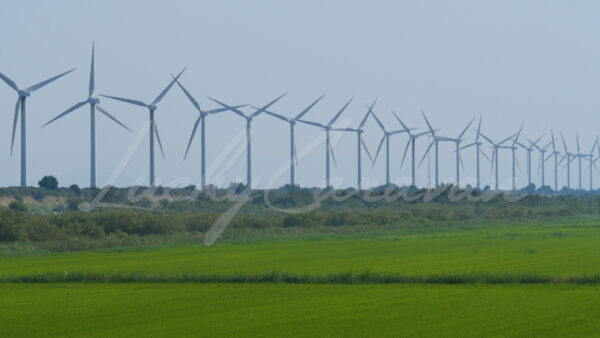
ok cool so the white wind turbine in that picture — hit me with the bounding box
[371,109,412,185]
[258,95,325,186]
[42,44,130,188]
[1,67,75,186]
[297,98,354,188]
[175,78,246,190]
[460,115,490,189]
[209,94,287,188]
[101,68,186,186]
[478,132,515,190]
[391,111,432,187]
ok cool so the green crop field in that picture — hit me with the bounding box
[2,217,600,336]
[2,283,600,337]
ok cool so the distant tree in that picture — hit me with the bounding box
[9,200,28,213]
[69,184,81,196]
[38,176,58,189]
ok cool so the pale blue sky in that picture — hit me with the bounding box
[1,1,599,189]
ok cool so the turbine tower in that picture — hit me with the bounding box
[509,124,524,191]
[559,132,575,190]
[326,102,374,190]
[0,68,75,186]
[443,117,475,187]
[418,110,445,188]
[209,94,287,188]
[548,129,561,191]
[460,115,489,189]
[574,133,589,190]
[297,98,354,188]
[259,95,325,186]
[479,132,515,190]
[371,110,412,185]
[42,44,130,188]
[392,111,431,187]
[101,68,186,186]
[174,78,245,191]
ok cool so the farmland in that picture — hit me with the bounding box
[2,215,600,336]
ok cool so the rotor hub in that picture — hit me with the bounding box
[149,105,157,111]
[88,97,100,105]
[18,90,29,98]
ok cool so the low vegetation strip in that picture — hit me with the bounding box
[4,271,600,284]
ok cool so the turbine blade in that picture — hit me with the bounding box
[331,127,357,132]
[460,154,465,171]
[515,156,521,171]
[294,145,299,166]
[418,140,435,167]
[478,131,495,146]
[42,101,87,127]
[457,117,475,140]
[174,77,202,113]
[294,94,325,121]
[328,97,353,126]
[155,123,165,159]
[152,67,186,105]
[576,132,581,154]
[361,136,374,163]
[0,71,19,91]
[561,132,568,153]
[96,105,131,131]
[357,108,371,130]
[369,109,386,132]
[373,136,385,165]
[89,43,95,97]
[207,105,246,115]
[551,128,556,152]
[26,68,76,92]
[297,119,325,128]
[400,139,410,169]
[491,148,496,174]
[460,142,475,150]
[101,95,148,108]
[184,117,201,160]
[10,98,20,155]
[391,110,411,134]
[413,130,431,138]
[420,109,435,135]
[512,123,524,146]
[329,142,338,167]
[259,109,289,122]
[207,97,247,118]
[499,133,515,145]
[476,114,482,142]
[251,93,287,118]
[480,148,491,163]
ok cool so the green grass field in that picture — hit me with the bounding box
[2,283,600,337]
[2,217,600,336]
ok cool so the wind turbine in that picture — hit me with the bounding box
[509,124,524,191]
[175,78,246,191]
[209,94,287,188]
[530,136,552,187]
[548,129,561,191]
[444,117,475,187]
[479,132,515,190]
[0,67,75,186]
[574,133,589,190]
[460,115,489,189]
[42,44,130,188]
[418,110,446,188]
[371,109,412,185]
[297,98,354,188]
[101,68,186,186]
[322,101,374,190]
[558,132,575,190]
[589,137,600,191]
[258,95,325,186]
[517,134,544,187]
[392,111,432,187]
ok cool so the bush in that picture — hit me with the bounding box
[9,200,28,213]
[38,176,58,189]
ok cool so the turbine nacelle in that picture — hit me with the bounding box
[18,90,30,98]
[88,97,100,105]
[148,104,157,111]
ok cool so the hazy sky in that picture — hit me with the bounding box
[1,1,599,189]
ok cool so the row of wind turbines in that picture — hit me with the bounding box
[1,45,599,191]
